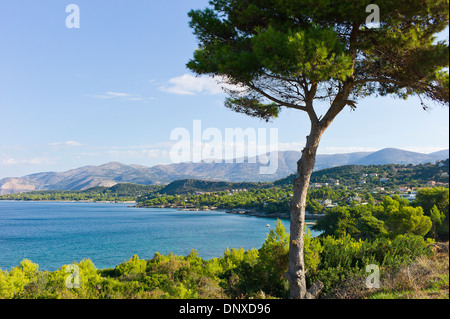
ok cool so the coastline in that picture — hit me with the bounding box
[136,204,324,222]
[1,200,323,223]
[0,199,137,204]
[225,209,324,224]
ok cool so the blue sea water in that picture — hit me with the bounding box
[0,201,320,271]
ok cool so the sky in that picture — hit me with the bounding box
[0,0,448,179]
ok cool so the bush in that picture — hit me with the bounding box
[114,255,147,277]
[308,234,433,294]
[0,221,436,299]
[313,196,434,239]
[0,260,40,298]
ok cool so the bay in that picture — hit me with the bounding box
[0,201,321,271]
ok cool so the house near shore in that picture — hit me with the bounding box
[399,192,417,202]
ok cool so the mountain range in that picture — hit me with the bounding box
[0,148,448,195]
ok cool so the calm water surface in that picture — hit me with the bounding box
[0,201,320,271]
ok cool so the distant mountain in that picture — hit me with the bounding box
[0,148,448,194]
[148,150,301,183]
[0,162,155,195]
[314,152,372,170]
[354,148,442,166]
[429,149,450,161]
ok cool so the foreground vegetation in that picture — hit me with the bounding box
[0,161,447,299]
[0,220,447,299]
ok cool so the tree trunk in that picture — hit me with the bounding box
[286,123,325,299]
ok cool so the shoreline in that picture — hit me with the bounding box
[136,204,324,222]
[0,199,137,204]
[0,200,323,223]
[224,209,323,223]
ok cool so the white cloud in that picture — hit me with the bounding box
[89,92,154,103]
[74,143,173,161]
[125,97,145,101]
[48,141,83,147]
[278,142,305,152]
[318,146,379,154]
[104,92,131,98]
[107,149,170,159]
[318,146,449,155]
[90,92,130,99]
[159,74,242,96]
[401,146,449,154]
[0,156,55,166]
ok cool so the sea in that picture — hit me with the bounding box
[0,201,321,271]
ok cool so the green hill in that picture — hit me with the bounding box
[275,159,449,188]
[0,183,164,202]
[157,179,266,195]
[2,160,448,202]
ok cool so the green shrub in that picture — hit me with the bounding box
[0,222,435,299]
[114,255,147,277]
[308,234,433,294]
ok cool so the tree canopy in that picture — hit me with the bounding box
[187,0,449,122]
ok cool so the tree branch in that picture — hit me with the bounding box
[305,83,319,124]
[247,82,309,112]
[319,23,359,129]
[353,77,411,86]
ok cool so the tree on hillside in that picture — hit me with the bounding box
[376,196,432,237]
[414,187,449,240]
[430,205,445,240]
[187,0,449,298]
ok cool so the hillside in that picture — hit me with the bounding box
[0,184,163,202]
[2,161,449,212]
[276,159,450,188]
[0,148,448,194]
[103,160,450,197]
[354,148,449,166]
[157,179,265,195]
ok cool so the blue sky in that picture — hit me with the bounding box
[0,0,448,179]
